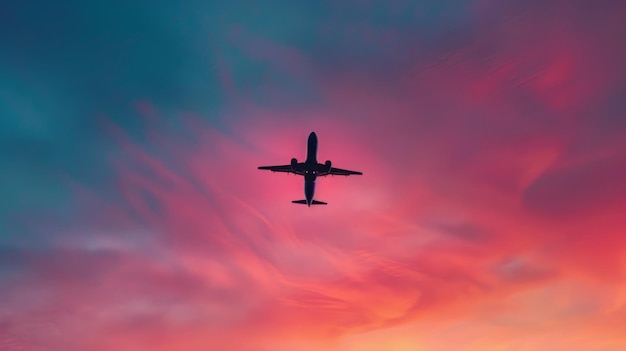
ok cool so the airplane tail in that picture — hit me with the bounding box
[292,200,327,205]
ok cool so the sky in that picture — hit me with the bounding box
[1,0,626,350]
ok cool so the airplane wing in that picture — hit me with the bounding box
[328,167,362,176]
[258,165,294,173]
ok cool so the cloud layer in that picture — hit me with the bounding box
[1,1,625,350]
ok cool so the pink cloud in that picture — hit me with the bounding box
[4,2,626,350]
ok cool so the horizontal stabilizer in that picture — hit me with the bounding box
[291,200,327,205]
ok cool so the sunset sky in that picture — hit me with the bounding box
[1,0,626,350]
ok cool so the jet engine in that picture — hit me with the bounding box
[291,158,298,171]
[325,160,332,173]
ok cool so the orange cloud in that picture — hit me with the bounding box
[3,2,625,350]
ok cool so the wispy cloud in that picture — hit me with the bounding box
[2,1,625,350]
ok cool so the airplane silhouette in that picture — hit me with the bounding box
[258,132,362,206]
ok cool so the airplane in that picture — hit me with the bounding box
[258,132,362,206]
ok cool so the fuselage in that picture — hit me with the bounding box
[303,132,318,206]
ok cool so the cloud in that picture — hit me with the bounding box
[2,1,625,350]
